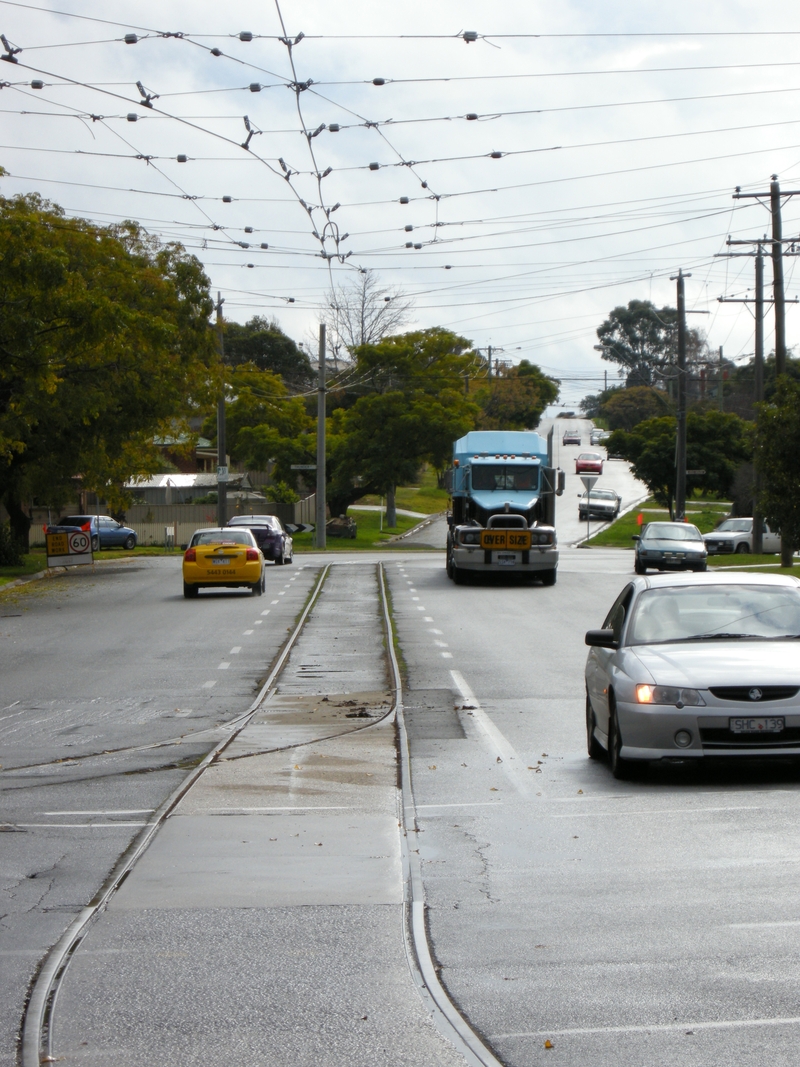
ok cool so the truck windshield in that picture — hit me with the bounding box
[471,465,538,491]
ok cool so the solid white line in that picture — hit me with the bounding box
[493,1016,800,1039]
[730,920,800,928]
[450,670,531,796]
[417,802,503,809]
[17,822,149,828]
[39,810,154,816]
[218,662,230,670]
[552,806,762,819]
[191,805,355,813]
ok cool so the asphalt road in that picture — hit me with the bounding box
[4,545,800,1067]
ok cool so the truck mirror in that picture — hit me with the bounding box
[556,469,565,496]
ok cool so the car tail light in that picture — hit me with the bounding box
[184,548,196,562]
[246,548,259,561]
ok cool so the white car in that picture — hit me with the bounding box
[585,573,800,778]
[703,518,781,555]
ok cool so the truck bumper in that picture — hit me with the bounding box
[452,544,559,573]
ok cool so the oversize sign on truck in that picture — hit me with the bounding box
[46,530,93,568]
[480,530,532,550]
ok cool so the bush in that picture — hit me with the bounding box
[267,481,299,504]
[0,523,24,565]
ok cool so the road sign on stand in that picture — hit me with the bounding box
[580,475,599,493]
[580,474,599,543]
[46,529,94,568]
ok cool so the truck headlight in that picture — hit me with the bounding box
[460,531,480,545]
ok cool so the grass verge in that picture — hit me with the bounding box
[354,466,448,516]
[587,498,731,548]
[293,508,422,552]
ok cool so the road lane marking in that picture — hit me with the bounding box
[261,609,271,615]
[450,670,531,796]
[194,805,355,813]
[230,646,241,654]
[441,652,453,658]
[434,640,449,647]
[254,620,263,625]
[270,600,279,604]
[416,606,425,610]
[428,628,443,635]
[424,616,433,622]
[492,1016,800,1039]
[17,822,149,829]
[417,802,502,809]
[412,596,420,601]
[218,662,230,670]
[730,920,800,928]
[552,806,763,818]
[278,592,286,596]
[202,681,216,688]
[39,810,154,815]
[243,629,254,635]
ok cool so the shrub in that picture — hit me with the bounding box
[0,523,24,565]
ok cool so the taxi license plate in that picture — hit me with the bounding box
[210,557,231,565]
[730,717,784,734]
[479,531,531,550]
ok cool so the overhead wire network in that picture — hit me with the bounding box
[1,4,800,388]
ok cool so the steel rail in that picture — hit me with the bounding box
[378,562,505,1067]
[21,564,332,1067]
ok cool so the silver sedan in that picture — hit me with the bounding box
[585,573,800,778]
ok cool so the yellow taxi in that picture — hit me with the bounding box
[182,527,265,598]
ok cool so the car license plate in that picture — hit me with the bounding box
[210,557,231,565]
[496,552,517,566]
[730,717,785,734]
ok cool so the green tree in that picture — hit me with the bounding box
[0,192,218,545]
[608,410,751,515]
[601,385,672,431]
[473,360,559,430]
[597,299,705,386]
[327,328,479,515]
[223,316,314,390]
[753,376,800,563]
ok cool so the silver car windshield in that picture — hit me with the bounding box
[627,584,800,644]
[581,490,616,500]
[715,519,752,533]
[643,523,703,542]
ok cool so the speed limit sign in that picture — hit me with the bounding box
[68,530,91,554]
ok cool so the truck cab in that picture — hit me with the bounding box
[446,430,564,585]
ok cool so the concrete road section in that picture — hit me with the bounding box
[386,555,800,1067]
[0,557,321,1065]
[47,564,466,1067]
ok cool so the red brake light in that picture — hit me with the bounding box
[246,547,259,561]
[184,548,196,562]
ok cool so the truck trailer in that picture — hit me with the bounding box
[445,428,564,585]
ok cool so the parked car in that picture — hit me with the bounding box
[703,518,781,555]
[53,514,137,551]
[633,521,707,574]
[578,487,621,520]
[227,514,293,565]
[562,428,581,445]
[182,527,265,598]
[585,572,800,778]
[575,452,604,475]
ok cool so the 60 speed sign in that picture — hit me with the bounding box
[68,530,91,554]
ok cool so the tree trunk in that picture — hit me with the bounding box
[4,487,31,550]
[385,487,397,528]
[781,537,794,568]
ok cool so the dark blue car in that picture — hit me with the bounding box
[53,515,138,551]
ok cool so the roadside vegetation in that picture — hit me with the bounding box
[292,508,423,552]
[587,498,730,548]
[354,466,449,516]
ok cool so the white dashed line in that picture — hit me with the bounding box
[255,620,263,625]
[261,609,270,616]
[243,629,253,635]
[278,592,286,596]
[441,651,453,658]
[416,606,425,611]
[270,600,279,605]
[218,662,230,670]
[424,616,433,622]
[434,640,449,648]
[202,681,216,688]
[428,628,443,635]
[230,647,241,654]
[412,597,420,601]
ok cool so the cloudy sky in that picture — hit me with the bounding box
[4,0,800,407]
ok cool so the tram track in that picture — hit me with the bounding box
[20,560,503,1067]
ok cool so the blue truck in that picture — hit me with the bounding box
[445,429,564,585]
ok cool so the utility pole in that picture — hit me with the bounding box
[671,269,689,521]
[315,323,327,550]
[718,346,724,411]
[733,176,800,377]
[215,293,228,528]
[717,237,798,556]
[487,344,492,381]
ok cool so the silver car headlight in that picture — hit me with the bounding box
[636,685,706,708]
